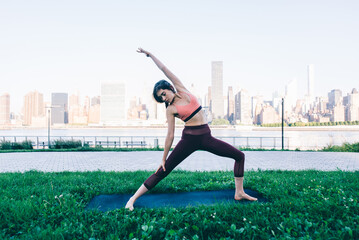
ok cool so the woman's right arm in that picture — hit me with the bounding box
[137,48,188,93]
[156,107,176,173]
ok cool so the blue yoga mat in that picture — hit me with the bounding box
[86,189,267,211]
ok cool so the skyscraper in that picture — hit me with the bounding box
[227,86,235,123]
[235,89,252,124]
[51,93,68,125]
[23,91,44,126]
[285,78,298,112]
[89,96,100,124]
[0,93,10,125]
[211,61,224,118]
[307,64,315,101]
[100,82,126,125]
[68,93,80,124]
[346,88,359,121]
[328,89,343,109]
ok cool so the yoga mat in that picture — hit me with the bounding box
[86,189,268,211]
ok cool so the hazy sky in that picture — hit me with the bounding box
[1,0,358,112]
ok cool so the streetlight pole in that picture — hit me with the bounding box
[282,98,284,150]
[47,109,51,148]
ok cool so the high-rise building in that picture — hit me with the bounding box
[328,89,342,109]
[0,93,10,125]
[331,105,345,122]
[252,95,264,124]
[317,97,329,114]
[89,96,101,124]
[23,91,44,126]
[307,64,315,101]
[285,78,298,112]
[91,96,100,106]
[51,93,68,125]
[100,82,126,125]
[235,89,252,124]
[259,104,280,124]
[207,86,212,110]
[227,86,235,123]
[211,61,224,118]
[345,88,359,121]
[83,96,90,117]
[68,93,80,124]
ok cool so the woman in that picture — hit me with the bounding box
[125,48,257,210]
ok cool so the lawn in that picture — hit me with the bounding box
[1,170,358,239]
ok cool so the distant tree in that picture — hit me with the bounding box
[211,118,230,125]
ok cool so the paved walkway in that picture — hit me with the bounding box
[0,151,358,173]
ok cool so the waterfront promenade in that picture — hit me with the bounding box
[0,151,358,173]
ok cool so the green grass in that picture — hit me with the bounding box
[1,170,358,239]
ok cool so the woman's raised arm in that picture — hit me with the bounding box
[137,48,188,93]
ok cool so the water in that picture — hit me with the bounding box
[1,126,358,150]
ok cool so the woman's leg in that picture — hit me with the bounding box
[200,134,257,201]
[200,134,245,177]
[125,184,148,211]
[143,137,198,190]
[125,136,198,210]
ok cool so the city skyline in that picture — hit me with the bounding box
[1,1,358,113]
[1,84,358,127]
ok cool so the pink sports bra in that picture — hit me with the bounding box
[173,92,202,122]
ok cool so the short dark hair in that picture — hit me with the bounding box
[153,80,176,107]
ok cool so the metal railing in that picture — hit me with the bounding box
[0,135,290,150]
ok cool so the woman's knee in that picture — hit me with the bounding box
[235,151,245,162]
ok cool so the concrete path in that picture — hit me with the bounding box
[0,151,358,173]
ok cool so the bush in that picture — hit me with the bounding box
[210,119,230,125]
[0,141,12,150]
[322,142,359,152]
[52,140,82,149]
[0,140,33,150]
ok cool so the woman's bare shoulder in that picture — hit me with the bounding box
[166,104,177,114]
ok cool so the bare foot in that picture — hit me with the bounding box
[235,193,258,201]
[125,197,134,211]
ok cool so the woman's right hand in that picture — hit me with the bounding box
[155,160,166,173]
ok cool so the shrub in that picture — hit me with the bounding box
[52,139,82,149]
[0,140,33,150]
[322,142,359,152]
[210,119,230,125]
[0,141,12,150]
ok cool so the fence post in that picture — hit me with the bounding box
[287,137,289,150]
[274,138,276,149]
[260,137,262,148]
[37,137,39,149]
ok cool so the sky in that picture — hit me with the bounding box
[1,0,358,113]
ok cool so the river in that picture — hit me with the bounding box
[1,126,358,150]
